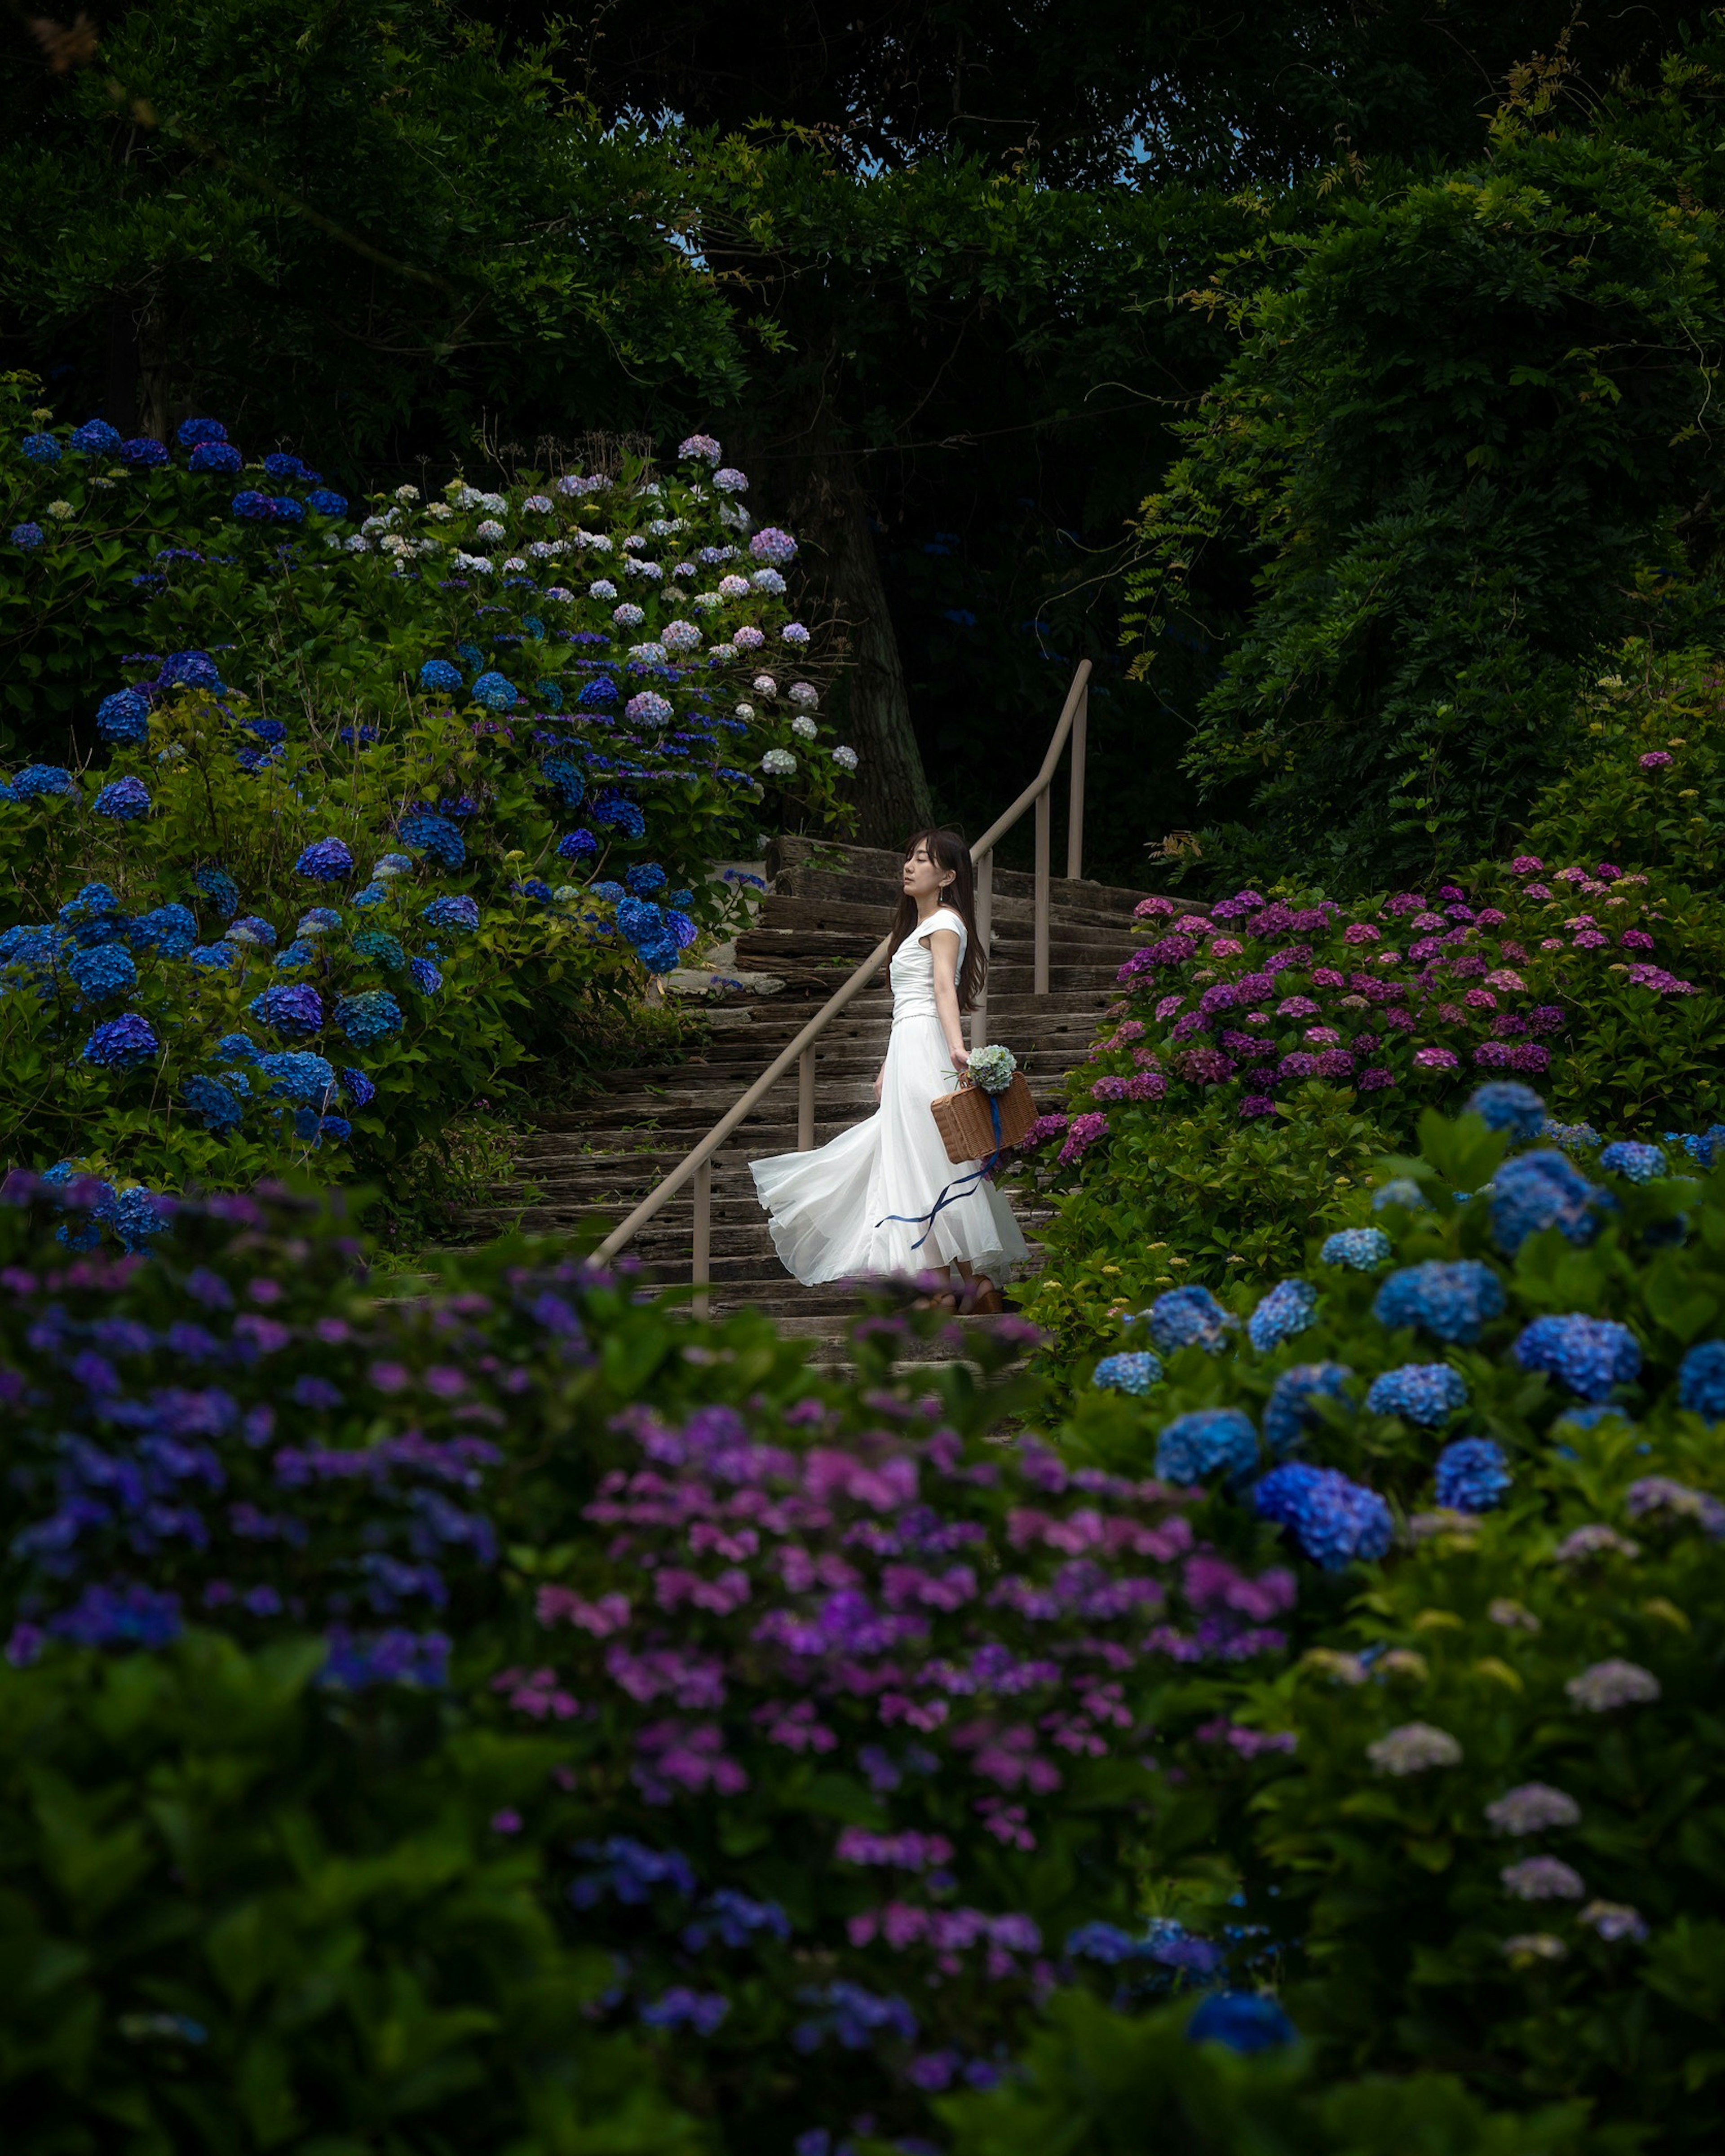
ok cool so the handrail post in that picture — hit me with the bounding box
[1066,677,1088,882]
[1034,788,1051,995]
[969,850,993,1051]
[797,1043,815,1151]
[691,1156,711,1320]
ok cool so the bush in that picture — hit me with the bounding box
[1015,856,1725,1383]
[0,385,858,1202]
[1059,1095,1725,2147]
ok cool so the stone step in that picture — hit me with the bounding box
[753,891,1146,939]
[768,835,1176,918]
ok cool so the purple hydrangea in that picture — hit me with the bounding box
[1263,1362,1352,1454]
[1373,1260,1506,1345]
[295,837,355,882]
[83,1014,160,1068]
[176,417,228,446]
[1434,1437,1512,1512]
[1365,1363,1468,1425]
[120,437,170,469]
[248,985,325,1038]
[1247,1278,1317,1352]
[1253,1462,1393,1570]
[1155,1408,1259,1484]
[1513,1315,1641,1402]
[558,829,599,861]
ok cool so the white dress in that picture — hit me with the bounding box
[750,906,1031,1286]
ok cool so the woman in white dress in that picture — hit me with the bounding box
[750,828,1030,1311]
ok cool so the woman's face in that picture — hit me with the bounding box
[902,839,951,903]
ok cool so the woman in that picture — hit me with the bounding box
[750,827,1030,1310]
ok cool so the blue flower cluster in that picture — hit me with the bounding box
[1490,1151,1608,1255]
[1155,1408,1258,1484]
[248,985,325,1038]
[67,944,136,1001]
[1679,1339,1725,1422]
[352,929,404,970]
[472,671,518,711]
[1513,1314,1641,1401]
[1252,1462,1393,1570]
[182,1073,249,1131]
[1365,1362,1468,1425]
[1140,1284,1236,1356]
[1466,1082,1548,1141]
[558,828,599,861]
[1262,1361,1351,1454]
[1433,1437,1511,1512]
[97,688,152,744]
[1373,1260,1505,1344]
[295,837,354,882]
[131,904,198,958]
[258,1051,336,1103]
[422,895,478,932]
[1599,1140,1668,1183]
[1247,1278,1316,1352]
[400,810,464,871]
[593,789,646,839]
[83,1013,159,1068]
[419,658,464,692]
[93,777,151,822]
[334,991,403,1047]
[1092,1349,1162,1395]
[1319,1228,1392,1271]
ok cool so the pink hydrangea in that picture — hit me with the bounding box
[1475,908,1506,928]
[1414,1047,1460,1070]
[1485,969,1525,991]
[1304,1025,1341,1046]
[1511,855,1543,874]
[1463,989,1497,1010]
[1133,895,1178,918]
[1207,937,1244,958]
[1620,929,1654,950]
[1154,994,1185,1021]
[1639,751,1673,769]
[1525,883,1552,899]
[1311,966,1345,988]
[1277,995,1319,1019]
[1058,1112,1109,1165]
[1343,922,1380,944]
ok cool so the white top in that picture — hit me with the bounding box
[889,906,966,1023]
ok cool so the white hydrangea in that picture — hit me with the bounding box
[502,557,527,573]
[663,619,702,652]
[648,517,686,535]
[394,483,420,502]
[589,579,618,601]
[478,491,507,513]
[453,485,483,508]
[475,519,507,541]
[622,534,647,552]
[672,561,697,578]
[345,534,373,552]
[691,591,722,612]
[523,495,553,512]
[1366,1723,1463,1776]
[583,532,613,554]
[761,748,796,778]
[708,642,737,663]
[613,602,645,626]
[753,673,778,697]
[454,552,494,575]
[526,540,557,559]
[832,745,858,770]
[751,567,787,594]
[425,501,455,521]
[628,641,668,665]
[734,702,755,720]
[381,533,413,557]
[717,574,750,600]
[789,681,818,707]
[45,500,74,521]
[792,715,817,739]
[623,557,663,579]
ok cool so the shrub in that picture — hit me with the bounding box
[1059,1095,1725,2147]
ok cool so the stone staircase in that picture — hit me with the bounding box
[465,838,1163,1363]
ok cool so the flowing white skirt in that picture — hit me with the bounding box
[751,1011,1031,1286]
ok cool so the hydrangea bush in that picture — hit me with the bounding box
[1059,1091,1725,2146]
[1016,855,1725,1381]
[0,389,860,1205]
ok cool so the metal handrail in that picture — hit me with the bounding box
[595,658,1092,1311]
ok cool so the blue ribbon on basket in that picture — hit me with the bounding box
[876,1090,1006,1251]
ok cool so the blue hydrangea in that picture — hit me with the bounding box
[67,944,137,1001]
[159,650,226,694]
[1600,1141,1667,1183]
[13,765,74,798]
[1247,1278,1317,1352]
[93,777,151,821]
[120,437,169,469]
[541,755,586,808]
[10,524,44,552]
[177,418,228,446]
[626,860,668,896]
[334,990,403,1046]
[1373,1260,1506,1345]
[637,936,682,975]
[97,688,152,744]
[71,419,121,456]
[233,490,275,521]
[534,680,563,710]
[1434,1437,1512,1513]
[1513,1314,1641,1402]
[22,433,60,463]
[1664,1126,1725,1168]
[217,1033,259,1062]
[195,868,240,919]
[296,907,341,937]
[183,1074,248,1132]
[666,909,698,950]
[1140,1284,1237,1356]
[1187,1993,1297,2054]
[399,810,465,871]
[592,789,646,838]
[1263,1362,1352,1454]
[1366,1362,1468,1425]
[352,882,389,908]
[419,659,463,692]
[341,1067,376,1107]
[83,1014,160,1069]
[352,930,405,970]
[248,984,324,1038]
[1155,1408,1259,1484]
[320,1113,353,1141]
[422,896,478,931]
[472,671,518,710]
[59,881,120,927]
[1252,1462,1393,1570]
[410,958,442,995]
[272,940,316,970]
[616,896,665,946]
[590,881,626,904]
[1092,1350,1162,1395]
[1372,1177,1429,1212]
[257,1050,336,1103]
[578,675,618,709]
[262,453,309,482]
[1678,1340,1725,1423]
[1320,1227,1393,1271]
[189,441,243,474]
[129,905,198,959]
[305,489,347,518]
[372,853,414,879]
[295,837,354,882]
[1490,1151,1609,1256]
[1466,1082,1547,1140]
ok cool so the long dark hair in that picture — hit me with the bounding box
[887,826,986,1010]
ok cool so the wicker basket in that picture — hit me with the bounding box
[931,1071,1036,1166]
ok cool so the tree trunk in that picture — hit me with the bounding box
[747,415,935,845]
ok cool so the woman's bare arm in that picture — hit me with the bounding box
[924,928,969,1074]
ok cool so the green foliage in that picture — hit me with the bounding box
[1125,119,1725,890]
[0,1630,698,2155]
